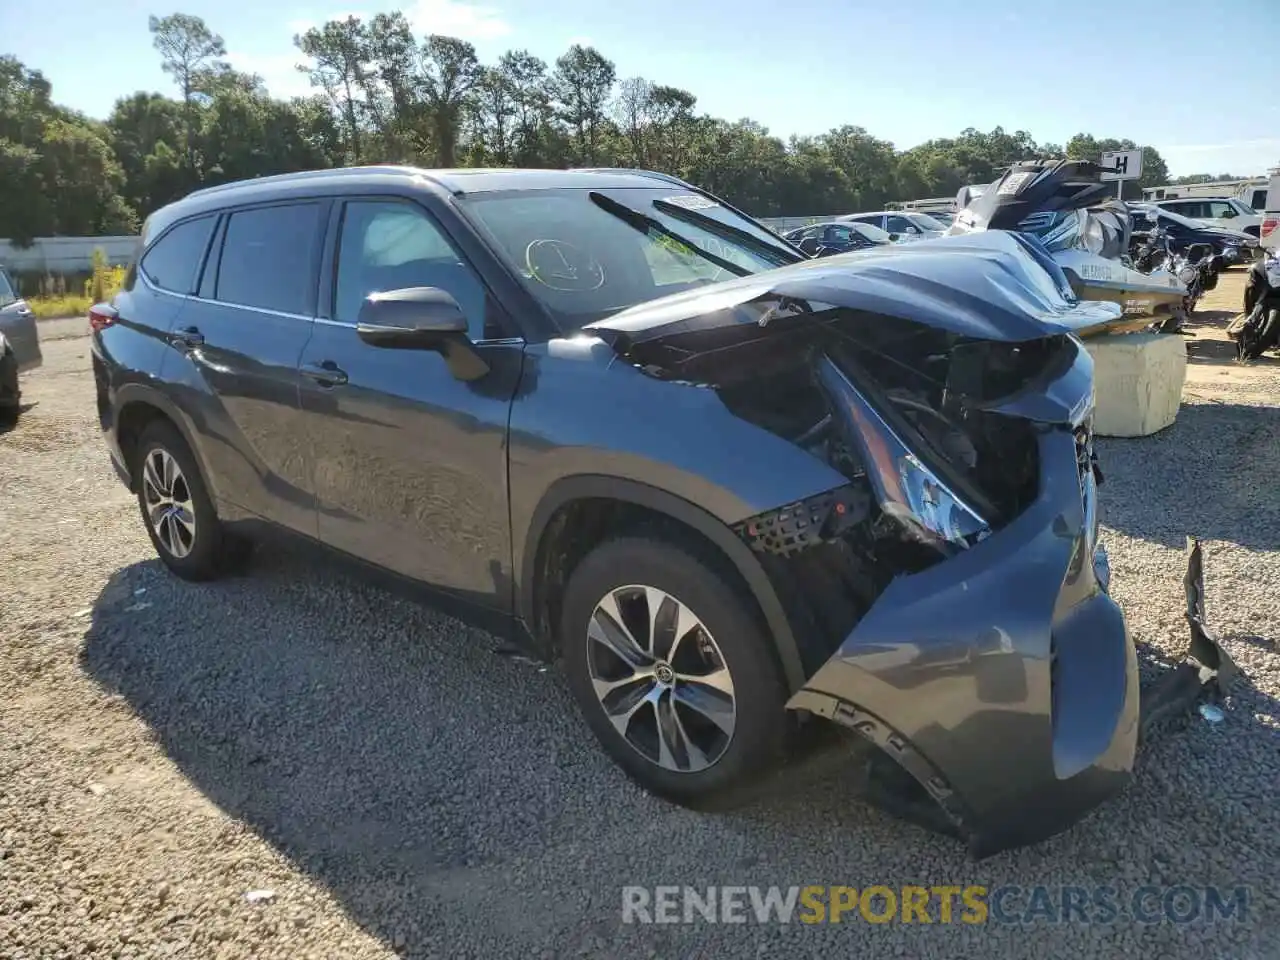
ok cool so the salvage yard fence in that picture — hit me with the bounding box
[1,236,139,290]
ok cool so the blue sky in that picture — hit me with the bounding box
[5,0,1280,177]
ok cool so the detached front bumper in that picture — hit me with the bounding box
[788,428,1234,858]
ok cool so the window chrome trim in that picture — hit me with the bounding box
[163,281,526,346]
[136,269,200,302]
[184,291,313,322]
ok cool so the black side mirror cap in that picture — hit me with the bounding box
[355,286,490,381]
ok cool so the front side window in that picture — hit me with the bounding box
[885,215,916,234]
[1207,201,1237,219]
[216,204,322,315]
[0,269,15,306]
[334,200,493,340]
[460,187,800,331]
[140,215,215,294]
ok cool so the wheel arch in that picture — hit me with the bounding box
[112,383,208,493]
[518,475,807,693]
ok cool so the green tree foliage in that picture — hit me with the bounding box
[148,12,229,176]
[0,56,137,244]
[0,11,1239,243]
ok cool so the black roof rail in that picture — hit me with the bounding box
[183,164,433,200]
[570,167,696,190]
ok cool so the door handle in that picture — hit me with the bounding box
[302,360,348,387]
[172,325,204,348]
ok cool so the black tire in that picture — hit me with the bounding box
[560,536,788,807]
[0,348,19,428]
[134,419,252,581]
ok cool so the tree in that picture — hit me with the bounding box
[148,13,228,178]
[612,76,652,167]
[498,50,552,165]
[296,17,371,163]
[552,45,616,165]
[0,55,137,243]
[473,66,516,164]
[106,92,186,214]
[417,35,481,167]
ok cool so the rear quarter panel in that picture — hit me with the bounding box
[0,302,42,371]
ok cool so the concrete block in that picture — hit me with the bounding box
[1083,333,1187,437]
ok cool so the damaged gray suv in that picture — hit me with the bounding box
[93,166,1172,856]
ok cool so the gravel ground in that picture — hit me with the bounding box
[2,285,1278,959]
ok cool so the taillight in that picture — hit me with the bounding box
[88,303,117,332]
[1261,218,1279,241]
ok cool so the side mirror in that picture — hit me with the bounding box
[888,233,901,242]
[1221,209,1237,219]
[356,286,489,381]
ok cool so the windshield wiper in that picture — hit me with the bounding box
[651,199,802,265]
[589,192,752,278]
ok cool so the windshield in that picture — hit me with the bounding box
[1230,198,1257,216]
[907,212,947,232]
[852,222,893,242]
[460,187,802,331]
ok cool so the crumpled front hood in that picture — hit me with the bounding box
[586,230,1121,346]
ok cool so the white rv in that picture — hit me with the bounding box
[1142,178,1269,211]
[1259,169,1280,250]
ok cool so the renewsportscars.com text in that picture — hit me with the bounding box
[621,884,1249,926]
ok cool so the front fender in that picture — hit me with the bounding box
[509,337,854,693]
[518,474,810,692]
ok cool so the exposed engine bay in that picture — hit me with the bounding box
[606,303,1078,673]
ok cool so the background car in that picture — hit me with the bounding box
[0,264,43,426]
[839,210,947,242]
[783,220,893,254]
[1154,197,1263,237]
[1130,203,1260,267]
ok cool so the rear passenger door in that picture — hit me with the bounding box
[110,214,218,388]
[298,197,523,611]
[161,200,326,535]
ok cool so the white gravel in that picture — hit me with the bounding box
[2,303,1278,959]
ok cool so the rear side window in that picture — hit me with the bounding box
[139,216,215,293]
[216,204,322,315]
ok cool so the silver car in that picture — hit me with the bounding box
[0,265,43,426]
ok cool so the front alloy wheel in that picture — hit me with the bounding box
[587,585,737,773]
[141,447,197,559]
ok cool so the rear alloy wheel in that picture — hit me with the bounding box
[141,447,198,559]
[561,536,787,806]
[135,420,252,581]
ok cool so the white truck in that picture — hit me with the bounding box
[1259,168,1280,249]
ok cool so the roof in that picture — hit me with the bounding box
[145,165,698,239]
[181,165,688,202]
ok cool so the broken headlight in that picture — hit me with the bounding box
[817,354,991,552]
